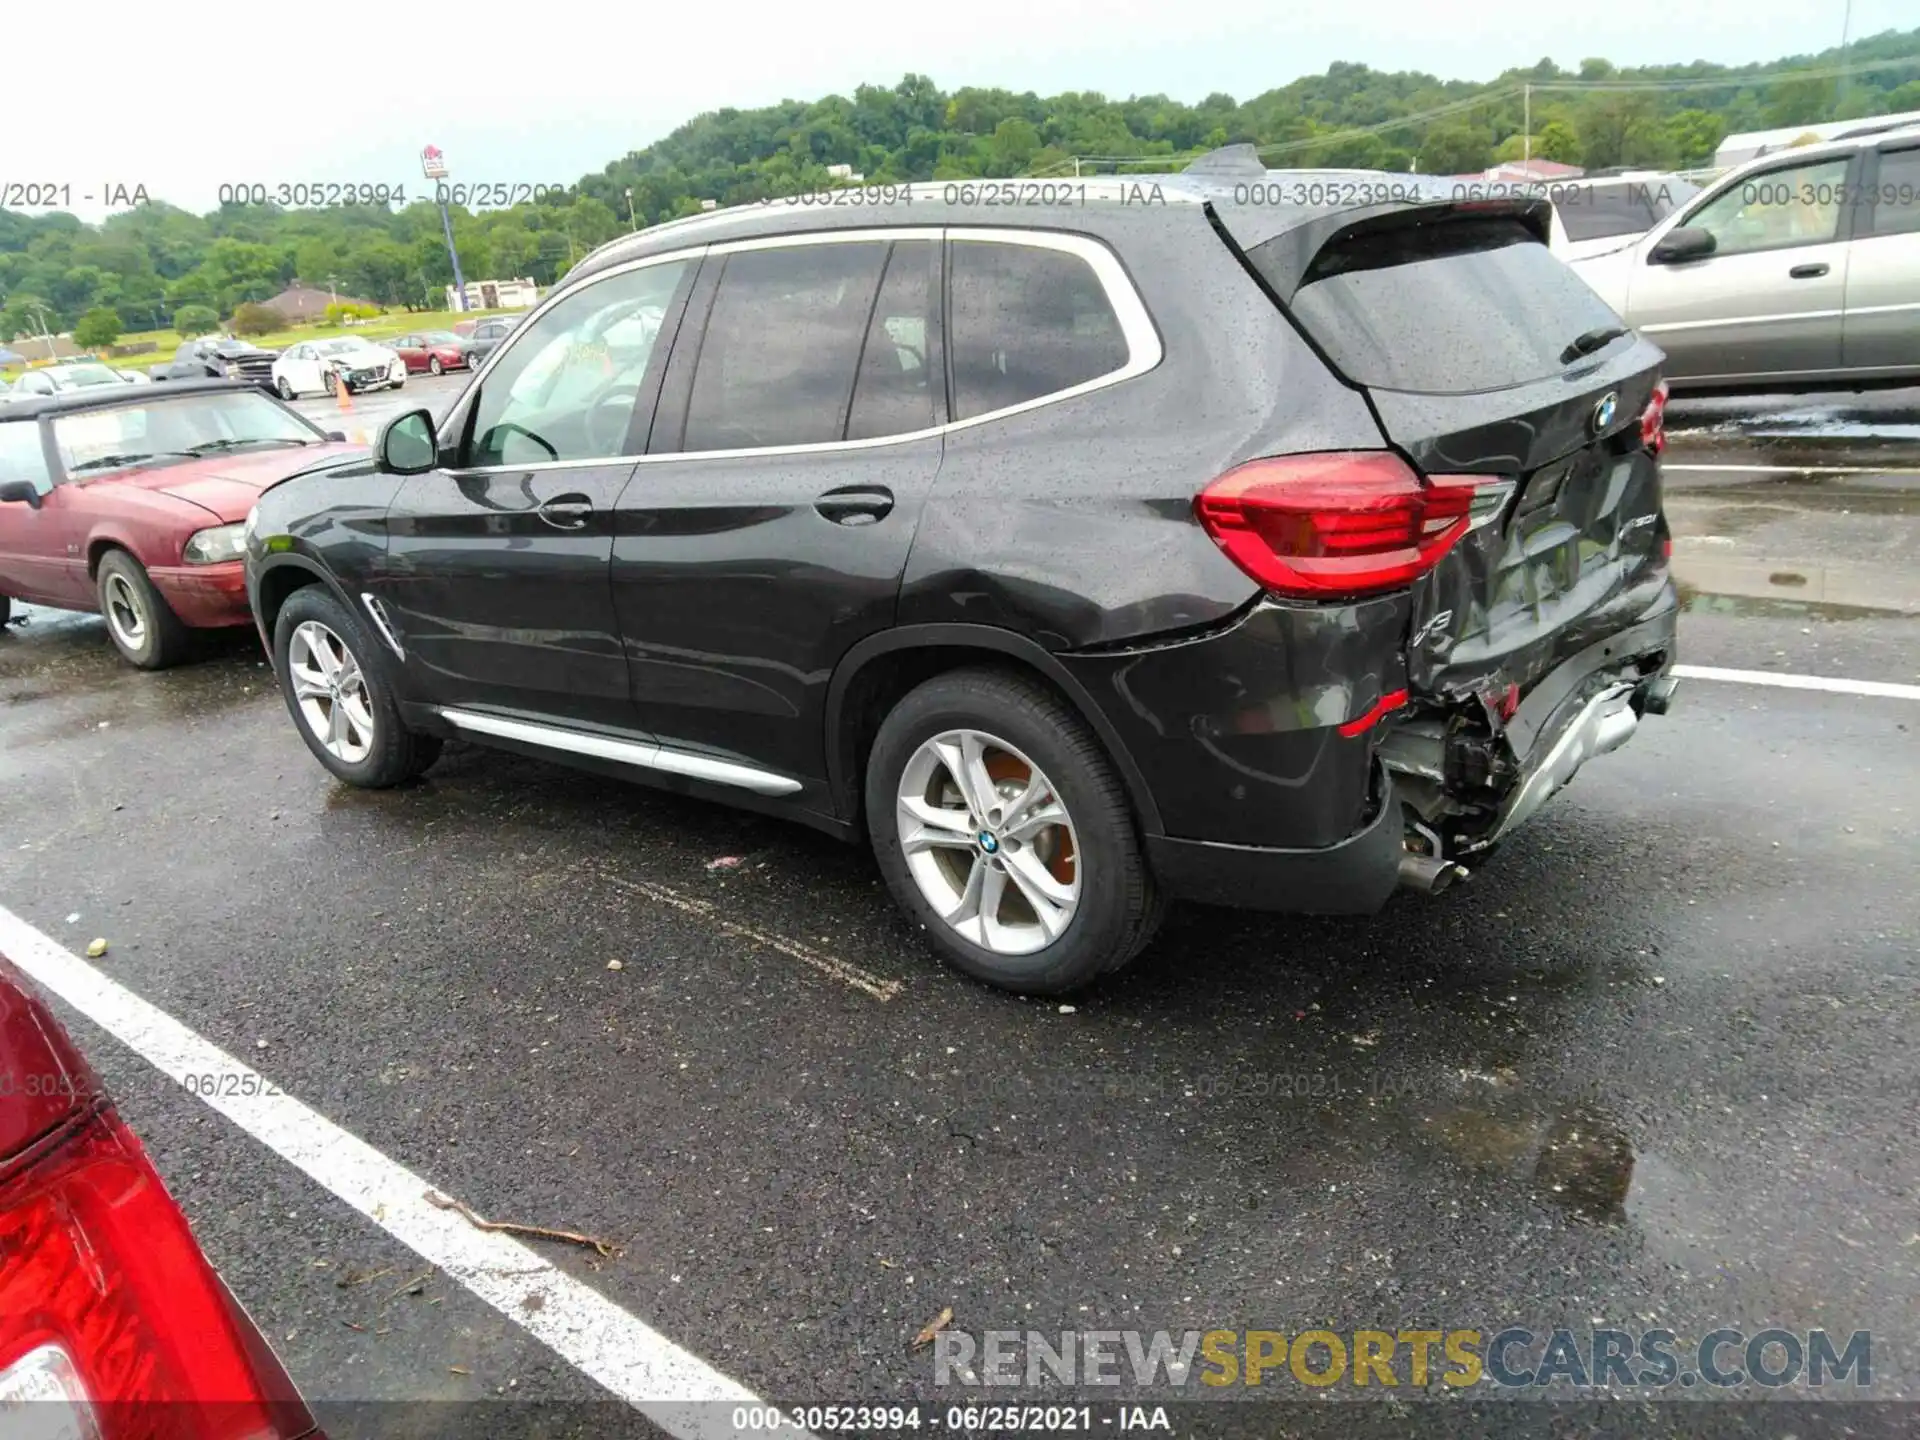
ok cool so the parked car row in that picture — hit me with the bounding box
[0,381,361,663]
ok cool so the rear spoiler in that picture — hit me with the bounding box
[1206,196,1552,304]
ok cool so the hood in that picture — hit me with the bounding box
[94,442,369,521]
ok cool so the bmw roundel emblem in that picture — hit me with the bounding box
[1592,391,1619,434]
[978,831,999,854]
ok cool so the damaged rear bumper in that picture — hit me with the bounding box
[1383,607,1679,858]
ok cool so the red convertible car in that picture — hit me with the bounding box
[386,331,470,377]
[0,380,363,668]
[0,951,322,1438]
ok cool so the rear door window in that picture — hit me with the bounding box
[681,242,890,452]
[947,240,1129,421]
[1272,217,1625,394]
[1866,147,1920,236]
[847,241,938,442]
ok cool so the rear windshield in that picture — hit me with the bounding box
[1271,217,1625,394]
[1556,180,1700,241]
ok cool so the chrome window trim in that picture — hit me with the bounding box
[441,226,1161,477]
[438,707,803,797]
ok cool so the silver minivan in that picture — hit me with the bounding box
[1571,126,1920,390]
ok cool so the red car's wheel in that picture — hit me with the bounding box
[429,355,443,376]
[97,550,192,670]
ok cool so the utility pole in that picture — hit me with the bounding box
[626,188,638,231]
[1524,83,1532,165]
[1837,0,1855,117]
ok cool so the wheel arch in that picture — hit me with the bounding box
[825,624,1164,839]
[253,554,351,641]
[86,532,147,580]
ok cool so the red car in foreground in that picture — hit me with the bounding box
[0,953,320,1439]
[0,380,363,668]
[386,331,470,376]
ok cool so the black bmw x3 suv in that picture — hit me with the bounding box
[245,163,1679,995]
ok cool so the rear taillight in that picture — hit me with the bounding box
[1640,379,1669,455]
[1194,452,1495,599]
[0,1109,313,1440]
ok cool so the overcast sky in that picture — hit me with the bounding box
[9,0,1911,221]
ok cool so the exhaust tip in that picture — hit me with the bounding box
[1399,852,1467,895]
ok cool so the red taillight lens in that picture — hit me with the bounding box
[0,1109,313,1440]
[1640,379,1669,456]
[1194,452,1489,599]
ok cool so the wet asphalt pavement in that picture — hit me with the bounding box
[1,380,1917,1438]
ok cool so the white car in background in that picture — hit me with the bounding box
[271,338,407,400]
[1545,173,1701,264]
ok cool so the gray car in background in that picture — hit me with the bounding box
[1571,124,1920,390]
[461,314,523,369]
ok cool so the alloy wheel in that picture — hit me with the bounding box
[287,620,376,764]
[103,573,147,652]
[895,728,1080,955]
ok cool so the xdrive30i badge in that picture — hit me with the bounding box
[1591,391,1620,434]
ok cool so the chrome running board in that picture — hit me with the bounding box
[437,708,803,797]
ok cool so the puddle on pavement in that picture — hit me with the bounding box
[1675,584,1915,622]
[1318,1082,1639,1221]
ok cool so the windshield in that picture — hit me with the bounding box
[51,365,125,390]
[418,331,459,345]
[51,390,323,475]
[314,340,366,356]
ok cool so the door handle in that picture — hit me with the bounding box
[538,495,594,530]
[1789,263,1829,279]
[814,486,895,526]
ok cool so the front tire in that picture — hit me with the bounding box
[272,587,441,788]
[96,550,191,669]
[865,668,1164,995]
[428,356,443,376]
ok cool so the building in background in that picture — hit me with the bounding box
[444,278,539,312]
[262,284,378,323]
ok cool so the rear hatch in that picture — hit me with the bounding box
[1220,197,1675,710]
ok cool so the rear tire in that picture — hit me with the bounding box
[96,550,192,670]
[272,587,441,788]
[865,667,1164,995]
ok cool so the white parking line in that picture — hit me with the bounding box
[1664,462,1920,476]
[1673,664,1920,701]
[0,903,775,1440]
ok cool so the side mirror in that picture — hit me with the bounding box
[1650,226,1716,264]
[0,479,44,509]
[377,409,439,474]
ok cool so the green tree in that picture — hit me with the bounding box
[73,306,122,348]
[1663,109,1725,166]
[1417,122,1491,175]
[230,302,284,337]
[171,303,218,336]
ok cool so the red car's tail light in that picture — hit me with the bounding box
[1194,452,1495,599]
[1640,379,1669,456]
[0,1109,314,1440]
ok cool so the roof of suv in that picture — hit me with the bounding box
[561,165,1508,292]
